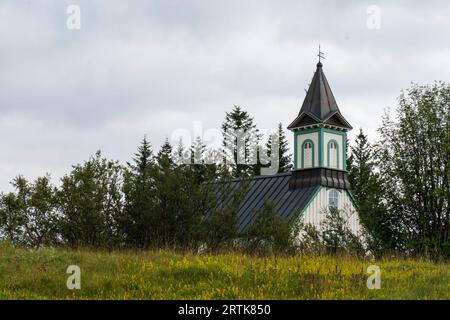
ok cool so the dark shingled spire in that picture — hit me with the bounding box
[288,62,352,130]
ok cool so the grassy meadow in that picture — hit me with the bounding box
[0,242,448,300]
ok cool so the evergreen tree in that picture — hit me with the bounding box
[349,129,396,255]
[349,129,374,202]
[153,139,178,246]
[157,138,175,172]
[190,136,208,183]
[129,135,154,175]
[265,123,292,173]
[221,106,260,177]
[191,136,206,164]
[173,138,189,165]
[123,137,157,247]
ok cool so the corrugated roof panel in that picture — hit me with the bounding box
[215,180,240,210]
[282,187,318,221]
[238,177,272,217]
[239,176,286,230]
[214,173,319,233]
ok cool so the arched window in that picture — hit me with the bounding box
[302,140,314,168]
[328,189,339,208]
[328,140,339,169]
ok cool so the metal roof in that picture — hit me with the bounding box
[216,173,319,233]
[288,62,352,130]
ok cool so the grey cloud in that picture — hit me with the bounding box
[0,0,450,191]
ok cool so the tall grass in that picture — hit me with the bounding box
[0,242,448,300]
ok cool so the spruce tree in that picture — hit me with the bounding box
[190,136,209,183]
[221,105,260,177]
[154,139,178,245]
[124,137,157,247]
[349,129,373,201]
[156,138,174,172]
[173,138,188,165]
[265,123,292,173]
[349,129,394,255]
[129,135,154,176]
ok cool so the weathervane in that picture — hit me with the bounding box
[318,45,325,63]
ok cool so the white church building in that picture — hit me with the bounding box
[218,60,362,236]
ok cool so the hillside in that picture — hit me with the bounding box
[0,242,448,300]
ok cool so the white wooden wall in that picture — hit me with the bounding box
[299,187,362,235]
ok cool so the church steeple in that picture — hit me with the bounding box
[288,62,352,131]
[288,60,353,173]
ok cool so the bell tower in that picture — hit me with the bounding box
[287,60,353,189]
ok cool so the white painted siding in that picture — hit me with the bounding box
[323,132,344,170]
[298,187,361,235]
[298,132,318,168]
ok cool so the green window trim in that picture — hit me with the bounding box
[346,190,359,209]
[327,139,340,169]
[319,129,324,166]
[322,128,346,169]
[301,139,315,168]
[293,130,298,169]
[294,127,348,172]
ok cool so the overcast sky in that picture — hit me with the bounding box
[0,0,449,191]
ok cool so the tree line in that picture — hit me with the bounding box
[0,83,449,258]
[0,106,293,252]
[348,82,449,258]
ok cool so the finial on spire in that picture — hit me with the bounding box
[317,45,325,67]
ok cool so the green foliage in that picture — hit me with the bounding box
[245,201,295,254]
[1,106,275,251]
[221,105,260,177]
[123,137,157,247]
[0,176,58,248]
[376,82,450,257]
[122,137,247,250]
[0,243,448,300]
[320,207,365,255]
[296,222,323,253]
[265,123,293,173]
[348,82,450,258]
[190,136,218,184]
[2,96,448,260]
[349,129,396,255]
[205,179,248,250]
[206,206,239,250]
[297,207,365,256]
[0,188,27,244]
[58,151,124,248]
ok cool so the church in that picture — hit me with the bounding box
[222,60,362,236]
